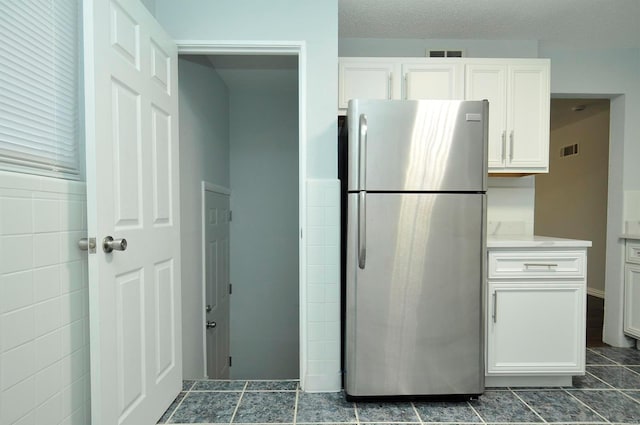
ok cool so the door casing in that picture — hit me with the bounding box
[177,40,308,387]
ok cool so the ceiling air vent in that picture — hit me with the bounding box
[427,49,465,58]
[560,143,579,158]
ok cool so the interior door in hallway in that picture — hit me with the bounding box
[83,0,182,423]
[204,187,231,378]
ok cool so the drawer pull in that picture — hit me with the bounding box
[523,263,558,269]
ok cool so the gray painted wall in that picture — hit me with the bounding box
[339,38,539,58]
[178,55,230,378]
[229,88,300,379]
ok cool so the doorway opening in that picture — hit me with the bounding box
[177,47,303,381]
[534,98,610,346]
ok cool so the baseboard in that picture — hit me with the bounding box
[587,287,605,299]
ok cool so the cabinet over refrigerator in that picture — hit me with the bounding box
[342,99,488,400]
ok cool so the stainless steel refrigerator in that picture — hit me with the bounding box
[343,99,488,399]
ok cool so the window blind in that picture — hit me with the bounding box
[0,0,81,180]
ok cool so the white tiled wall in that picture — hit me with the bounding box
[624,190,640,234]
[0,172,89,425]
[487,176,536,236]
[305,179,341,391]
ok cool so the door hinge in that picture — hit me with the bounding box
[229,356,232,367]
[229,283,232,294]
[229,210,232,222]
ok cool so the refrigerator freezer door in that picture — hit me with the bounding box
[347,100,487,192]
[345,192,485,397]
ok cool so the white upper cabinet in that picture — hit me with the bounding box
[338,59,396,109]
[402,62,464,100]
[338,58,464,109]
[339,57,551,174]
[465,59,550,173]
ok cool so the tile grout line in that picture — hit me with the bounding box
[510,389,548,424]
[466,399,486,424]
[353,401,360,425]
[562,388,611,423]
[582,369,617,389]
[165,383,192,424]
[409,401,423,425]
[293,383,300,425]
[229,381,248,424]
[617,387,640,407]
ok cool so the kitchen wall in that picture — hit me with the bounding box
[535,99,610,296]
[155,0,339,391]
[339,37,539,58]
[229,86,299,379]
[178,56,230,379]
[0,172,90,425]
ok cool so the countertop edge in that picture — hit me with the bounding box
[487,236,592,248]
[621,234,640,240]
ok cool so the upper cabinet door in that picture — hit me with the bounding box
[507,65,550,170]
[465,65,508,169]
[402,62,464,100]
[339,60,395,109]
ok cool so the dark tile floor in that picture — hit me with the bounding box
[160,346,640,424]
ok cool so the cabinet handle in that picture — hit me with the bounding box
[501,130,506,163]
[523,263,559,269]
[387,73,392,99]
[492,292,497,323]
[509,130,514,161]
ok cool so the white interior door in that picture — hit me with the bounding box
[203,186,231,378]
[83,0,181,424]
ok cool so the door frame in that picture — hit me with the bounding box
[201,181,231,377]
[178,40,308,383]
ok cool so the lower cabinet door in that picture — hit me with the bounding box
[624,264,640,338]
[487,282,585,374]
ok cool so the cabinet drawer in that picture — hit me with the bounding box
[627,241,640,265]
[489,250,586,279]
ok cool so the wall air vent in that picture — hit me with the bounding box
[560,143,579,158]
[427,49,465,58]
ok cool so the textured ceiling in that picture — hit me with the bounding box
[339,0,640,48]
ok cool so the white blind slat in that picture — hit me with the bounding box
[0,0,81,180]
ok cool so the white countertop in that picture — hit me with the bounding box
[487,235,592,248]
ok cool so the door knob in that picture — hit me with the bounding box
[103,236,127,253]
[206,321,217,329]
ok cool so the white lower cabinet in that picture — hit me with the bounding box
[624,239,640,338]
[486,246,587,387]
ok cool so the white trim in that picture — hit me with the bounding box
[176,40,302,55]
[203,181,231,196]
[179,40,308,388]
[587,287,605,299]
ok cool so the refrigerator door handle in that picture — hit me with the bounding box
[358,191,366,269]
[358,114,368,191]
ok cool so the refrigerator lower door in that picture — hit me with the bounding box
[345,193,485,397]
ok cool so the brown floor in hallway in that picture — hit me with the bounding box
[587,294,605,347]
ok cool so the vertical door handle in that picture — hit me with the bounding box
[387,73,392,99]
[501,130,506,163]
[492,292,497,323]
[509,130,514,161]
[358,114,367,191]
[403,74,408,99]
[358,191,366,269]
